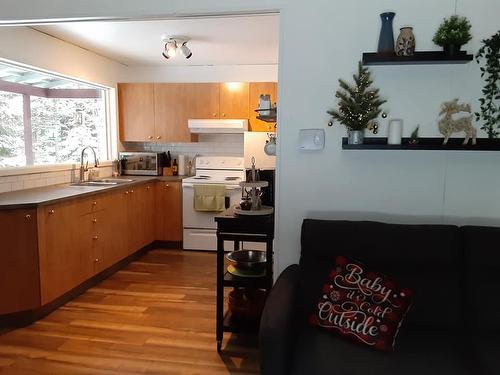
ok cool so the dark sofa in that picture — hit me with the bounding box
[260,219,499,375]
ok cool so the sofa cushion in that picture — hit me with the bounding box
[309,255,413,352]
[461,226,500,332]
[291,326,470,375]
[299,220,462,331]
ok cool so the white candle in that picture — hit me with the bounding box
[388,119,403,145]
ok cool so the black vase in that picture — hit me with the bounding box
[377,12,396,54]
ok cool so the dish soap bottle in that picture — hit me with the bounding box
[172,159,178,176]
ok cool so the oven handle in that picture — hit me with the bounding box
[182,183,240,190]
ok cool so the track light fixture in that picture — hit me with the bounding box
[161,35,192,60]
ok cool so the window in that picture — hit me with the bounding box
[0,61,109,168]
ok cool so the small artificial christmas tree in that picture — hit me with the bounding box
[327,61,386,132]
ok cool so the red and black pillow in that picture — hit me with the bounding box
[309,256,413,352]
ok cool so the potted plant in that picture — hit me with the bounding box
[475,31,500,138]
[327,62,386,144]
[433,15,472,56]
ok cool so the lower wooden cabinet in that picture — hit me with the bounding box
[0,209,40,315]
[155,181,182,242]
[0,180,182,314]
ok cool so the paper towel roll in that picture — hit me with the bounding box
[178,155,186,175]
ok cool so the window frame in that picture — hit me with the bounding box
[0,60,112,168]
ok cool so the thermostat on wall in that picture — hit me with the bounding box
[299,129,325,150]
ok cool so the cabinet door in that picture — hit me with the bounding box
[38,201,94,305]
[118,83,155,142]
[219,82,250,119]
[249,82,278,132]
[127,184,155,252]
[155,181,183,242]
[154,84,191,143]
[100,189,129,269]
[0,209,40,315]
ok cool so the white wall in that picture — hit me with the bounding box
[120,65,278,83]
[0,26,125,87]
[1,0,500,275]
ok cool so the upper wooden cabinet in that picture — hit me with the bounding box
[219,82,250,119]
[249,82,278,132]
[153,83,219,143]
[118,83,155,142]
[118,81,275,142]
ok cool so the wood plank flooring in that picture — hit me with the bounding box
[0,250,260,374]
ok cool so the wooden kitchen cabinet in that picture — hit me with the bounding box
[118,83,155,142]
[0,209,40,315]
[219,82,249,119]
[38,200,97,304]
[153,83,219,142]
[249,82,278,132]
[128,183,155,251]
[155,181,183,242]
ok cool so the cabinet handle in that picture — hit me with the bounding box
[92,218,97,223]
[94,258,100,262]
[92,201,97,206]
[221,113,226,117]
[148,136,153,140]
[125,191,129,195]
[48,209,55,215]
[165,184,170,188]
[93,236,99,240]
[212,113,217,117]
[156,136,161,140]
[146,186,150,190]
[130,189,134,193]
[25,214,32,220]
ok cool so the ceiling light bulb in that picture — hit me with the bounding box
[180,42,192,59]
[166,41,177,58]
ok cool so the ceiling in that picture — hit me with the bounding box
[33,15,279,67]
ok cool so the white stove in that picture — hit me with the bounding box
[182,156,245,251]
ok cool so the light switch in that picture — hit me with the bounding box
[299,129,325,150]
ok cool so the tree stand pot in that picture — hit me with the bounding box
[347,130,364,144]
[443,44,462,57]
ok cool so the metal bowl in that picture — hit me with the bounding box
[226,250,267,271]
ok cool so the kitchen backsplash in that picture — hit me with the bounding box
[122,134,244,158]
[0,164,113,194]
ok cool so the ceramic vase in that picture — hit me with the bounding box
[395,27,416,56]
[347,130,364,145]
[377,12,396,54]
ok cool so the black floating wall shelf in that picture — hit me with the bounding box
[362,51,473,66]
[342,137,500,151]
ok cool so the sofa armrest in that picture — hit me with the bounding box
[259,264,301,375]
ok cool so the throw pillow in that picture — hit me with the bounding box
[309,255,413,352]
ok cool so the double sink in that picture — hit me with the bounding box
[70,178,135,187]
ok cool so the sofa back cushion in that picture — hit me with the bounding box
[461,226,500,332]
[299,219,462,331]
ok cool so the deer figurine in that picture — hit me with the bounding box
[438,99,477,145]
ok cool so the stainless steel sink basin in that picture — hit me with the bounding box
[69,178,135,187]
[99,178,135,183]
[70,181,118,187]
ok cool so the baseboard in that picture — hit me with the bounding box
[0,244,154,329]
[153,240,182,249]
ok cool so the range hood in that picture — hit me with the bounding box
[188,119,248,134]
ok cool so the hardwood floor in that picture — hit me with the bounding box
[0,250,260,374]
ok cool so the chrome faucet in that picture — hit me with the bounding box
[80,146,99,182]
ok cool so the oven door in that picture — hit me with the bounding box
[182,183,241,230]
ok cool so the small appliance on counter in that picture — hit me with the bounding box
[119,151,166,176]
